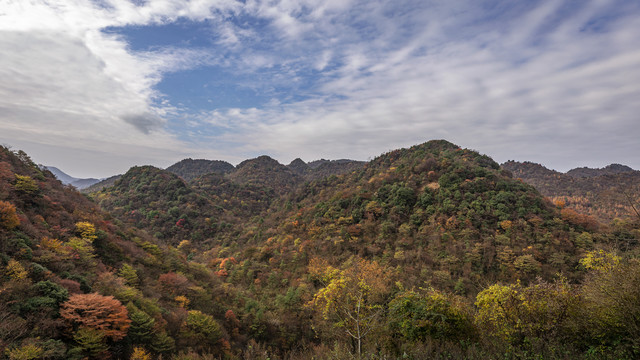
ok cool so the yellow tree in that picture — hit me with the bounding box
[309,257,392,357]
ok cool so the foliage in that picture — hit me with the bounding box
[129,347,152,360]
[127,304,155,344]
[5,258,29,280]
[14,174,39,195]
[579,249,620,272]
[186,310,223,343]
[309,257,392,356]
[388,288,474,342]
[4,343,44,360]
[119,263,139,286]
[0,200,20,229]
[70,327,108,359]
[3,142,640,359]
[474,278,580,348]
[60,293,131,341]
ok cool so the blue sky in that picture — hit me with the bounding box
[1,0,639,178]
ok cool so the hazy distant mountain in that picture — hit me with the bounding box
[81,174,122,193]
[45,166,101,189]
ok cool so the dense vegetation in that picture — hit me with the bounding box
[502,161,640,223]
[1,141,639,359]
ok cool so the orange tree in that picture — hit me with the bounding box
[60,293,131,341]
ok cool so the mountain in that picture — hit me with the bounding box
[502,161,640,222]
[93,140,597,291]
[286,158,310,174]
[166,158,234,182]
[45,166,101,189]
[81,174,122,193]
[91,166,232,246]
[12,140,636,359]
[45,166,78,184]
[566,163,635,178]
[0,146,238,359]
[227,155,302,194]
[287,158,366,181]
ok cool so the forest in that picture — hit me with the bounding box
[0,140,639,359]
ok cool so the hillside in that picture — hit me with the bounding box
[5,142,640,359]
[0,146,242,359]
[502,161,640,222]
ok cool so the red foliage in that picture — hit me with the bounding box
[56,278,82,294]
[158,272,190,294]
[60,293,131,341]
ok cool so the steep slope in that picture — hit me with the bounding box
[77,140,639,358]
[166,158,234,182]
[45,166,77,184]
[287,158,310,175]
[251,140,589,292]
[502,161,640,222]
[0,147,237,359]
[92,166,232,246]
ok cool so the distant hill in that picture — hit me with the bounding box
[166,158,234,182]
[45,166,101,189]
[566,163,635,178]
[502,161,640,222]
[227,155,302,194]
[80,174,122,193]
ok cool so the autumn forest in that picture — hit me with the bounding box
[1,140,639,359]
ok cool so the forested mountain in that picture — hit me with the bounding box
[2,142,640,359]
[502,161,640,222]
[288,158,366,181]
[166,159,234,182]
[566,164,635,178]
[0,146,240,359]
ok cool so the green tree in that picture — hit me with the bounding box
[119,264,139,287]
[127,304,155,344]
[69,328,108,359]
[388,288,474,342]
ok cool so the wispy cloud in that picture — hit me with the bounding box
[0,0,639,177]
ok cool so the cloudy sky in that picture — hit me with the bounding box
[1,0,639,178]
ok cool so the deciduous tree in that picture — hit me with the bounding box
[60,293,131,341]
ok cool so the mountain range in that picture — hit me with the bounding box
[2,141,639,359]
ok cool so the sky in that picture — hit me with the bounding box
[1,0,639,178]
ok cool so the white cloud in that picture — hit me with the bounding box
[1,0,639,177]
